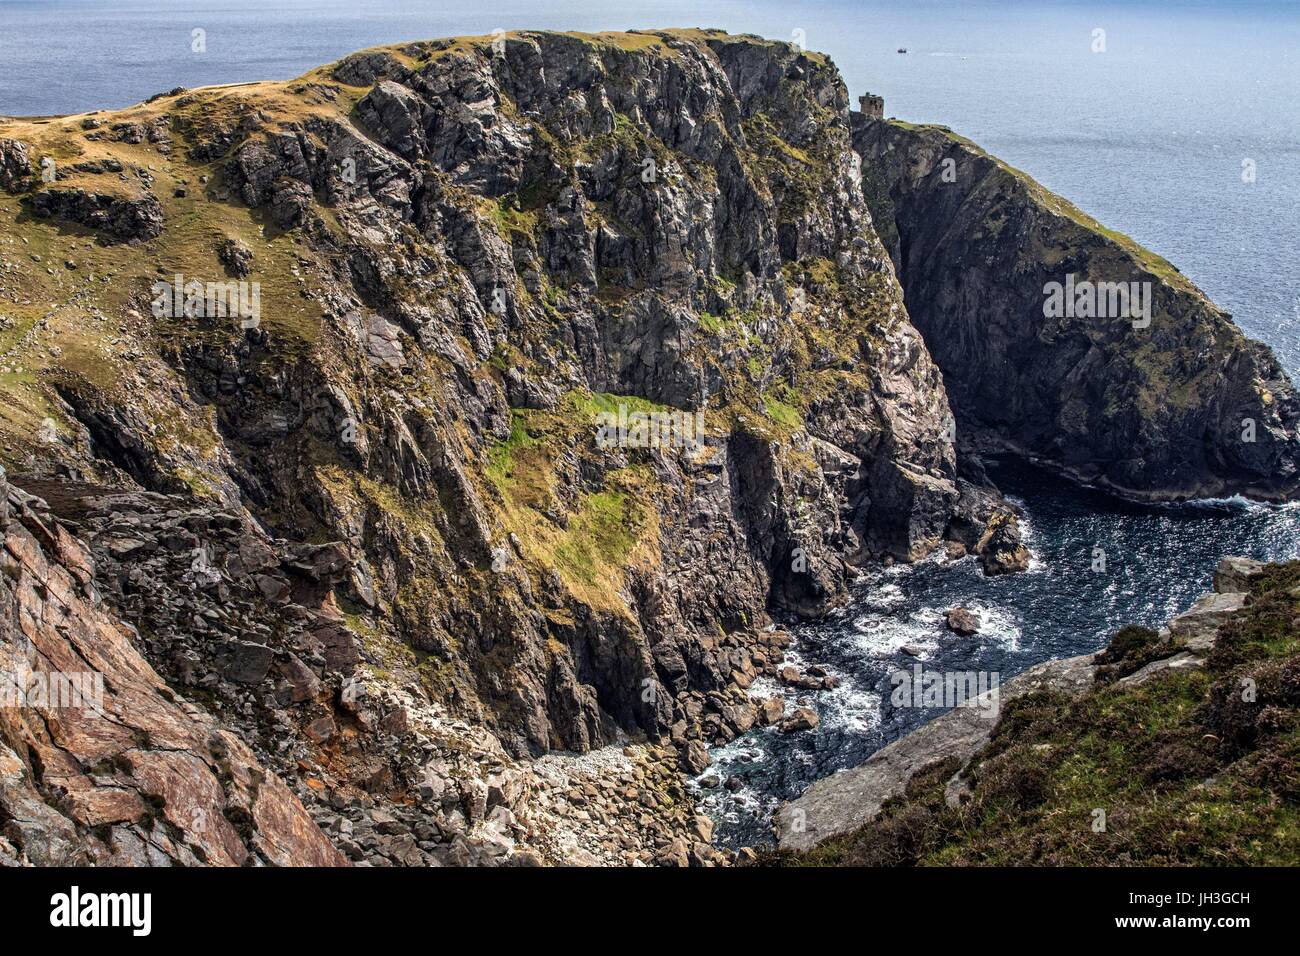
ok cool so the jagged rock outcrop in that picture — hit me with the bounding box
[854,114,1300,501]
[943,476,1029,574]
[0,139,32,193]
[30,186,163,242]
[0,470,345,866]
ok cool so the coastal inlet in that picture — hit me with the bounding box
[694,457,1300,848]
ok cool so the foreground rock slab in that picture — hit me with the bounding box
[774,652,1096,852]
[0,473,345,866]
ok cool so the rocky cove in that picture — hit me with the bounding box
[0,29,1297,867]
[694,458,1300,849]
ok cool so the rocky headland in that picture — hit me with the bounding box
[855,113,1300,502]
[0,29,1295,866]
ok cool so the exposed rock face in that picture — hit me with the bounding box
[30,186,163,242]
[854,115,1300,502]
[1,29,1010,778]
[0,471,345,866]
[0,30,1291,867]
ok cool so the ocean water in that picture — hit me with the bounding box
[2,0,1298,844]
[697,459,1300,845]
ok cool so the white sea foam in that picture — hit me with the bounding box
[861,581,907,611]
[1006,496,1048,573]
[848,612,940,658]
[817,681,883,734]
[1174,494,1260,511]
[744,675,782,701]
[968,603,1022,650]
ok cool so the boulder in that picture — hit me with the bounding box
[217,238,254,278]
[945,607,979,636]
[757,697,785,726]
[1213,556,1265,594]
[681,740,710,774]
[219,640,275,683]
[779,707,820,734]
[0,138,32,193]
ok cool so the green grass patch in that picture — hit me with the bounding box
[486,410,540,486]
[553,489,644,589]
[763,395,803,430]
[564,389,671,418]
